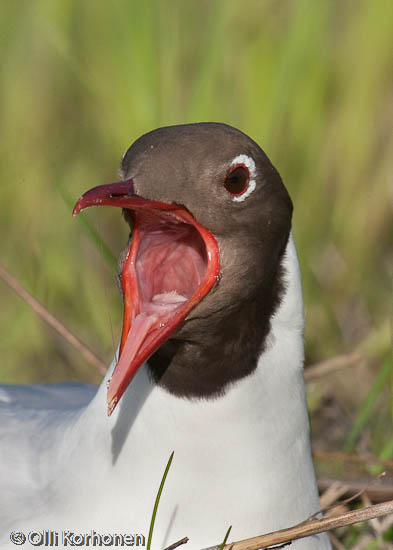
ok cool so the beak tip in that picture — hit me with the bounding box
[72,201,82,217]
[107,395,118,417]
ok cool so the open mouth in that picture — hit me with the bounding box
[73,180,220,415]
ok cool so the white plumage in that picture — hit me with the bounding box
[0,235,330,549]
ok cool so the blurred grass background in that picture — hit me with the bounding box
[0,0,392,514]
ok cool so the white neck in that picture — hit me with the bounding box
[45,233,328,549]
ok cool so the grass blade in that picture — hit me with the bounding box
[147,451,174,550]
[345,356,393,453]
[219,525,232,550]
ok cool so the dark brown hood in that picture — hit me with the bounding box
[118,123,292,399]
[74,122,292,410]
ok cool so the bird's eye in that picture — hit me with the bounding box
[224,165,249,196]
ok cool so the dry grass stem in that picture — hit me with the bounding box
[317,474,387,521]
[305,351,363,382]
[318,478,393,503]
[361,493,383,539]
[213,500,393,550]
[328,532,346,550]
[164,537,189,550]
[0,264,107,375]
[319,481,350,510]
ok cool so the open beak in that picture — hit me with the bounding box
[73,179,220,415]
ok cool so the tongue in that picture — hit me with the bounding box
[72,183,221,417]
[107,312,158,414]
[151,291,188,306]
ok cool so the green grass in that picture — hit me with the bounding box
[345,355,393,453]
[147,452,174,550]
[0,1,392,542]
[218,525,232,550]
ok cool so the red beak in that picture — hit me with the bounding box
[73,180,220,415]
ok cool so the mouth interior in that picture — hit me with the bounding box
[135,213,207,318]
[106,209,210,414]
[72,180,220,415]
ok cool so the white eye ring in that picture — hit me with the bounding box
[230,154,256,202]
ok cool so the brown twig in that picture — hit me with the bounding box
[305,350,363,382]
[361,493,383,540]
[329,473,386,509]
[319,481,350,510]
[212,500,393,550]
[328,532,346,550]
[314,473,387,523]
[0,263,107,375]
[318,478,393,503]
[164,537,189,550]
